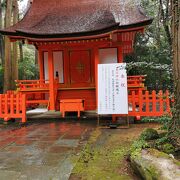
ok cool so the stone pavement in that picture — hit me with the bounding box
[0,120,96,180]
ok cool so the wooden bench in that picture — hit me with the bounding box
[60,99,84,118]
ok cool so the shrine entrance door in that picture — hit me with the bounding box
[69,50,92,86]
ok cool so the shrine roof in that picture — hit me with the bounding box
[0,0,152,39]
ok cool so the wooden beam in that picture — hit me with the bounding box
[118,47,123,63]
[48,50,55,111]
[94,47,99,110]
[38,49,44,80]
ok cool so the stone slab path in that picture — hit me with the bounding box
[0,121,95,180]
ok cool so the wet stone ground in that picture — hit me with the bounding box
[0,120,96,180]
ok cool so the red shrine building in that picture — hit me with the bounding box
[0,0,171,122]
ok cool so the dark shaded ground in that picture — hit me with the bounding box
[0,119,96,180]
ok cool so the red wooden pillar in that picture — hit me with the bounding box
[63,49,70,85]
[118,47,123,63]
[94,48,99,109]
[48,50,55,111]
[38,49,44,80]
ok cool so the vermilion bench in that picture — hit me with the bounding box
[60,99,84,118]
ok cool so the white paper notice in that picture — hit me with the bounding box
[98,63,128,114]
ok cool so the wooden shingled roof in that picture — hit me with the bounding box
[0,0,152,39]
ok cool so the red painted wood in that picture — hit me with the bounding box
[152,90,156,112]
[60,99,84,118]
[145,91,150,113]
[166,90,170,113]
[38,50,44,80]
[118,47,123,63]
[0,93,26,123]
[70,50,91,84]
[58,89,96,110]
[159,90,163,113]
[120,90,171,118]
[48,50,56,110]
[94,48,99,109]
[63,49,70,85]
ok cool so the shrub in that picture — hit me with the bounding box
[162,143,175,154]
[142,116,172,130]
[140,128,159,140]
[130,139,149,158]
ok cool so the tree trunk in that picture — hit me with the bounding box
[11,0,18,89]
[0,0,4,65]
[3,0,12,92]
[0,0,2,29]
[170,0,180,134]
[159,0,172,47]
[19,41,23,62]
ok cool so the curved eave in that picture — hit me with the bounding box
[0,19,153,39]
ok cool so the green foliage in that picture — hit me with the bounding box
[140,128,159,140]
[131,139,149,152]
[130,139,149,157]
[142,116,172,130]
[126,61,172,90]
[18,45,39,80]
[158,132,168,139]
[125,0,172,91]
[162,143,175,154]
[155,135,169,147]
[18,57,39,80]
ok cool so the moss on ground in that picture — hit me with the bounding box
[71,128,134,180]
[70,123,161,180]
[130,126,180,180]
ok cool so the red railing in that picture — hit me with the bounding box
[15,76,145,92]
[15,79,50,91]
[128,75,146,91]
[0,93,26,123]
[15,79,59,109]
[128,90,171,117]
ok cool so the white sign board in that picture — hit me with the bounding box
[98,63,128,114]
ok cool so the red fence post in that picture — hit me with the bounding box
[10,94,14,116]
[132,91,136,113]
[159,90,163,114]
[145,91,149,113]
[166,90,170,113]
[0,92,27,123]
[139,90,143,114]
[0,94,2,115]
[21,94,26,123]
[4,94,8,115]
[152,90,156,113]
[16,94,20,114]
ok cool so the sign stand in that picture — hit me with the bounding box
[111,115,130,129]
[97,63,130,129]
[97,115,130,129]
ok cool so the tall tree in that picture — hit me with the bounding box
[159,0,172,47]
[125,0,172,91]
[3,0,12,92]
[0,0,4,65]
[171,0,180,133]
[11,0,18,88]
